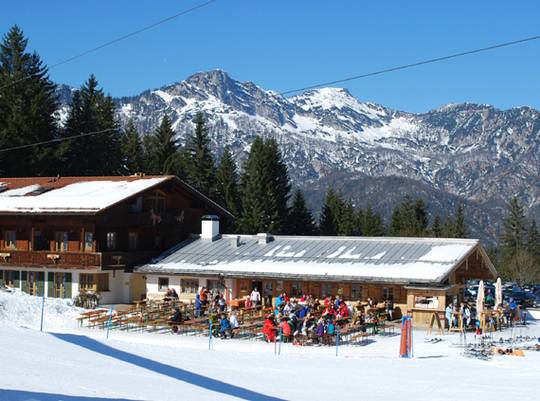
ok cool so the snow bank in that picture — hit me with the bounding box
[0,290,83,330]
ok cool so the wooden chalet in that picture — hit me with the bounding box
[0,175,233,303]
[136,216,497,326]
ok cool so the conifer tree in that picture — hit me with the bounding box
[453,204,468,238]
[432,214,443,237]
[0,25,58,176]
[145,115,179,175]
[215,146,241,231]
[362,205,385,236]
[263,138,291,234]
[390,195,422,236]
[289,189,315,235]
[239,137,267,233]
[184,112,215,196]
[319,188,341,235]
[57,75,122,175]
[526,220,540,259]
[121,119,145,174]
[501,197,527,257]
[338,200,357,236]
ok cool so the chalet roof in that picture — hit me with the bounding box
[0,175,233,218]
[136,234,496,284]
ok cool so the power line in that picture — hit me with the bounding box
[0,128,116,153]
[280,34,540,95]
[0,0,216,91]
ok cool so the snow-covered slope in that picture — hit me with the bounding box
[56,70,540,242]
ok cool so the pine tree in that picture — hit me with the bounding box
[319,188,341,235]
[442,215,455,238]
[501,197,527,256]
[239,137,267,233]
[288,189,315,235]
[184,112,215,196]
[362,205,385,236]
[215,146,241,231]
[146,115,179,175]
[390,195,421,236]
[121,119,145,174]
[338,200,357,236]
[57,75,122,175]
[526,219,540,259]
[453,204,468,238]
[0,25,58,176]
[432,214,443,237]
[263,138,291,234]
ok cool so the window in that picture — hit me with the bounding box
[130,196,143,213]
[382,287,394,301]
[106,232,118,250]
[128,232,138,250]
[158,277,169,292]
[148,190,166,213]
[55,232,69,252]
[80,273,109,292]
[351,285,363,300]
[181,279,199,294]
[321,283,334,298]
[84,232,94,251]
[291,282,303,297]
[3,230,16,249]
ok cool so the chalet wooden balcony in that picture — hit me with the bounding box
[0,250,101,269]
[0,250,156,270]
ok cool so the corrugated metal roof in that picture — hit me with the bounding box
[136,234,492,284]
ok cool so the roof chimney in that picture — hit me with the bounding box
[257,233,272,244]
[201,215,220,241]
[231,235,241,248]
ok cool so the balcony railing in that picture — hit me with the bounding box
[0,250,157,270]
[0,250,101,269]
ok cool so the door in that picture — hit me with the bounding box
[251,281,262,292]
[131,274,147,302]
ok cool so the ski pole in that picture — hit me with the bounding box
[39,286,45,332]
[106,307,114,339]
[336,325,340,357]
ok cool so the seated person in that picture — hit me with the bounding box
[262,314,277,342]
[219,315,232,339]
[169,307,182,333]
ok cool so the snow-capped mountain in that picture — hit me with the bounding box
[57,70,540,243]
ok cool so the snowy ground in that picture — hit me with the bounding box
[1,291,539,401]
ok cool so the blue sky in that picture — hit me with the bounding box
[2,1,540,112]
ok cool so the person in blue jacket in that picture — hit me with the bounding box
[194,293,202,318]
[219,314,232,339]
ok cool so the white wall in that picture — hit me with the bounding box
[99,270,132,304]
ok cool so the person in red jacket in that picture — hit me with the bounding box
[262,315,277,342]
[280,317,292,342]
[338,302,349,319]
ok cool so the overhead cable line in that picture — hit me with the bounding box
[0,128,116,153]
[280,34,540,95]
[0,0,216,91]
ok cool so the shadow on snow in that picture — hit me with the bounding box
[0,389,142,401]
[50,333,284,401]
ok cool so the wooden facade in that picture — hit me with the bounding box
[0,175,232,302]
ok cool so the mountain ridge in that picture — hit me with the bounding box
[55,70,540,244]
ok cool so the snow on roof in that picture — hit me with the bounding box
[137,235,488,283]
[0,177,168,214]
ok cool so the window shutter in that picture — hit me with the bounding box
[65,273,72,299]
[13,270,20,289]
[0,270,3,285]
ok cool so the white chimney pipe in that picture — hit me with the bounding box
[201,215,220,241]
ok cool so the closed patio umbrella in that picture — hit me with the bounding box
[476,280,485,315]
[495,277,503,308]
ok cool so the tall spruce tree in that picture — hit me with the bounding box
[289,189,315,235]
[338,200,357,236]
[57,75,122,175]
[121,119,145,174]
[263,138,291,234]
[501,197,527,256]
[0,25,58,176]
[432,214,443,237]
[390,195,424,236]
[319,188,341,235]
[453,204,468,238]
[362,205,385,236]
[146,115,179,175]
[239,137,267,233]
[526,220,540,259]
[215,146,241,231]
[184,112,215,196]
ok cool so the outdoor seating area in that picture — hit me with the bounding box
[76,290,400,346]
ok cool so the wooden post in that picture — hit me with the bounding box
[80,227,85,251]
[30,227,35,251]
